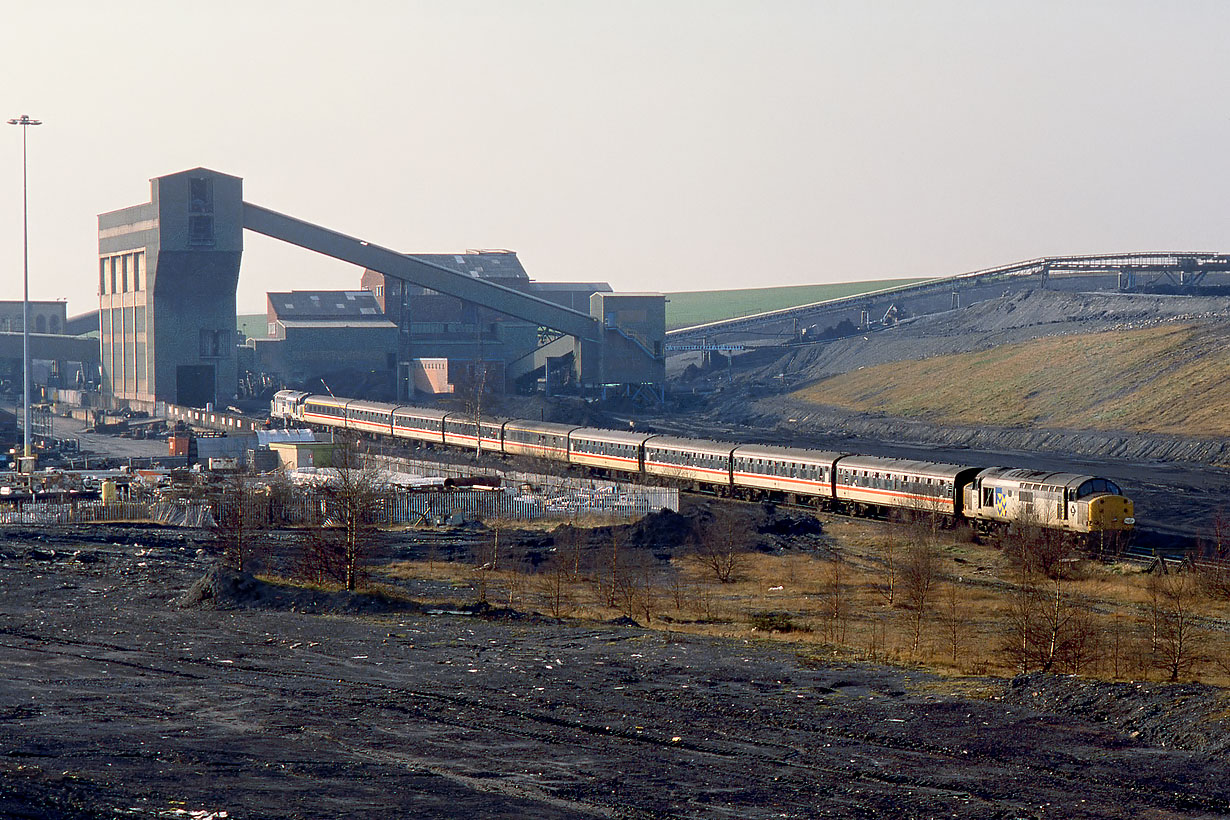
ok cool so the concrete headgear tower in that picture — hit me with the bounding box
[98,168,242,408]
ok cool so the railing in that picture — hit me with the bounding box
[0,482,678,528]
[0,500,154,525]
[272,486,676,526]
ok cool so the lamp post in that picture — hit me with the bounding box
[7,114,41,471]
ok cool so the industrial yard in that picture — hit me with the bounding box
[2,283,1229,817]
[9,4,1230,817]
[5,518,1230,819]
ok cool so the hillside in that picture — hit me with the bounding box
[238,313,266,339]
[665,278,928,329]
[238,279,926,339]
[670,290,1230,472]
[791,323,1230,437]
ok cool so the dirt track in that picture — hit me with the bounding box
[4,529,1230,818]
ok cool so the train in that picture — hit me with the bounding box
[270,390,1135,543]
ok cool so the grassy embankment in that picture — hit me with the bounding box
[378,512,1230,687]
[791,324,1230,438]
[665,278,929,330]
[241,279,928,338]
[237,314,266,340]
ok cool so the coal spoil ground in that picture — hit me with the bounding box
[654,291,1230,545]
[4,529,1230,818]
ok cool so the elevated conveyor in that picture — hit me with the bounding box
[666,251,1230,347]
[242,203,602,342]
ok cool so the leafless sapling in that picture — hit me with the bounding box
[689,504,750,584]
[213,471,269,574]
[1147,568,1206,682]
[901,540,939,656]
[299,436,388,591]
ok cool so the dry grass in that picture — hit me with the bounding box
[791,324,1230,437]
[376,514,1230,686]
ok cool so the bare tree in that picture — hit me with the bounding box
[999,516,1100,674]
[937,580,967,667]
[1003,558,1043,674]
[606,527,621,608]
[1004,520,1074,580]
[866,612,890,663]
[900,540,939,655]
[1033,573,1097,674]
[1146,568,1206,682]
[453,344,494,461]
[213,471,268,573]
[821,555,852,645]
[1197,511,1230,598]
[689,505,750,584]
[552,523,587,582]
[876,526,901,606]
[1103,615,1132,680]
[1057,598,1100,676]
[666,567,693,614]
[632,551,660,624]
[299,436,388,591]
[537,555,573,618]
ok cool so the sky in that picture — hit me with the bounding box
[3,0,1229,316]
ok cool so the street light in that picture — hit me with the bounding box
[7,114,41,471]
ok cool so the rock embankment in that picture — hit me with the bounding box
[758,399,1230,468]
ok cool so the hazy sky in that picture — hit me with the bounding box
[3,1,1229,315]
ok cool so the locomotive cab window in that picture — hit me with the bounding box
[1077,478,1120,498]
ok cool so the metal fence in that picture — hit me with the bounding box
[264,485,678,527]
[369,454,680,517]
[0,482,677,528]
[0,500,214,526]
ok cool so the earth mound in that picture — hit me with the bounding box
[180,566,427,615]
[1002,672,1230,755]
[553,501,824,557]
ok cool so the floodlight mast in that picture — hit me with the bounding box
[6,114,41,470]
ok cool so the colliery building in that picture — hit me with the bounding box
[95,167,666,411]
[240,254,618,399]
[250,290,399,397]
[357,253,612,397]
[98,168,242,409]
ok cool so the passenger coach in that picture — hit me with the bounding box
[346,400,395,436]
[642,436,738,490]
[834,455,981,519]
[730,444,845,502]
[392,407,448,445]
[568,428,653,475]
[501,420,577,460]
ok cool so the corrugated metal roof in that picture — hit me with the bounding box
[277,319,397,330]
[530,282,612,293]
[256,429,317,446]
[404,251,529,281]
[269,290,386,319]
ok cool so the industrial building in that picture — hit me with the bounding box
[0,300,67,335]
[98,168,243,409]
[250,290,398,397]
[359,253,616,397]
[0,300,97,392]
[98,167,666,410]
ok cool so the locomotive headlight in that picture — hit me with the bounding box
[1124,517,1135,525]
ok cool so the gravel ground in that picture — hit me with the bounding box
[3,528,1230,818]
